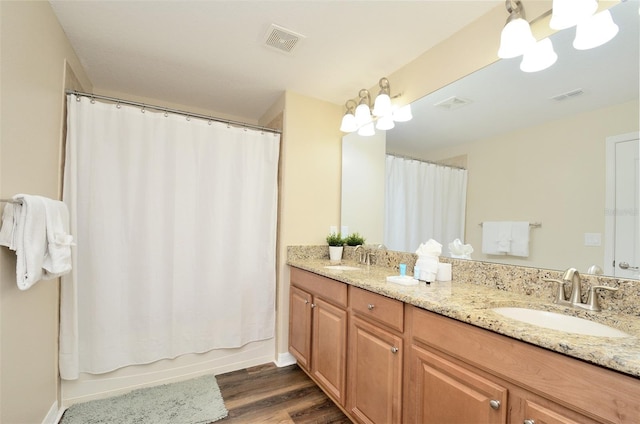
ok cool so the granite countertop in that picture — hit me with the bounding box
[287,257,640,379]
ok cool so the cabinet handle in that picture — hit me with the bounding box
[310,303,316,308]
[367,304,375,310]
[489,400,501,410]
[391,347,399,354]
[304,299,309,304]
[523,420,535,424]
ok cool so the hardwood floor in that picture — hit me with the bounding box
[216,363,352,424]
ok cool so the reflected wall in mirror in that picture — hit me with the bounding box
[341,0,639,279]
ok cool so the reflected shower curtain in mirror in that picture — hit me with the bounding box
[384,155,467,253]
[59,96,280,379]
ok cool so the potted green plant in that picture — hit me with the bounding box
[326,232,344,262]
[344,232,365,246]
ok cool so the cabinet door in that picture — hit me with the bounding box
[522,400,590,424]
[410,345,507,424]
[349,316,403,424]
[312,297,348,406]
[289,285,312,369]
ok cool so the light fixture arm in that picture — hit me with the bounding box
[378,77,390,96]
[358,89,372,107]
[505,0,526,23]
[344,99,357,114]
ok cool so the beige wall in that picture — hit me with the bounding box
[427,100,639,271]
[0,1,91,423]
[273,92,343,356]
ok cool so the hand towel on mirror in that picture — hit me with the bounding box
[509,221,530,257]
[481,221,511,255]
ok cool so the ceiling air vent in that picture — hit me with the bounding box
[434,96,473,111]
[263,24,305,55]
[551,88,584,101]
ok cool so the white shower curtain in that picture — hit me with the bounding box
[59,96,280,379]
[384,155,467,253]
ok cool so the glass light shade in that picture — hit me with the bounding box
[392,104,412,122]
[573,10,619,50]
[520,38,558,73]
[497,18,536,59]
[376,115,395,131]
[549,0,598,30]
[340,113,358,133]
[355,103,372,126]
[357,122,375,136]
[372,93,392,117]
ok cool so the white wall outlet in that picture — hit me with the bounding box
[584,233,602,247]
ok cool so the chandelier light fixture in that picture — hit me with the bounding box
[497,0,536,59]
[549,0,598,30]
[340,77,412,136]
[498,0,619,73]
[573,9,619,50]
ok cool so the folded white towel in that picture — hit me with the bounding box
[509,221,530,257]
[42,198,73,278]
[13,195,47,289]
[481,221,511,255]
[10,194,73,290]
[0,203,18,249]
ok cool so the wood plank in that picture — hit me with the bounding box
[217,363,351,424]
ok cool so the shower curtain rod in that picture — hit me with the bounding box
[387,153,466,170]
[65,90,282,135]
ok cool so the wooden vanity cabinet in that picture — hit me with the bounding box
[408,345,507,424]
[288,268,348,406]
[407,306,640,424]
[348,286,404,424]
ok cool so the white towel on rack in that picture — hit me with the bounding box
[481,221,512,255]
[0,203,18,249]
[42,198,73,277]
[509,221,530,257]
[11,194,73,290]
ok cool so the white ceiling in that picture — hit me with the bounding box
[49,0,503,122]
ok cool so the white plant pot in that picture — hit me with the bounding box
[328,246,344,262]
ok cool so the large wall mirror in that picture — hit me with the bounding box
[341,0,639,279]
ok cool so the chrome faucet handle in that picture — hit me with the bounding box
[366,252,376,265]
[542,278,570,305]
[582,285,619,312]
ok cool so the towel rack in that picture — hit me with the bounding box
[479,221,542,228]
[0,198,22,204]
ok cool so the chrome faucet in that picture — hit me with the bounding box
[543,267,619,312]
[563,267,583,305]
[354,245,364,264]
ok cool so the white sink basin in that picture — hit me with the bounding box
[492,307,631,338]
[323,265,361,271]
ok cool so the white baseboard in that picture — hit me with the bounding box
[274,352,297,367]
[42,401,61,424]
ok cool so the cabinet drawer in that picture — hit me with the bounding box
[350,286,404,332]
[290,267,347,308]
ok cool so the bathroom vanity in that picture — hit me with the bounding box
[287,248,640,424]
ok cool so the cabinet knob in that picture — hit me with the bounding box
[523,420,535,424]
[489,400,501,410]
[367,304,375,310]
[391,347,399,354]
[311,303,316,308]
[304,299,309,304]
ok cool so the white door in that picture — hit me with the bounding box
[605,133,640,278]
